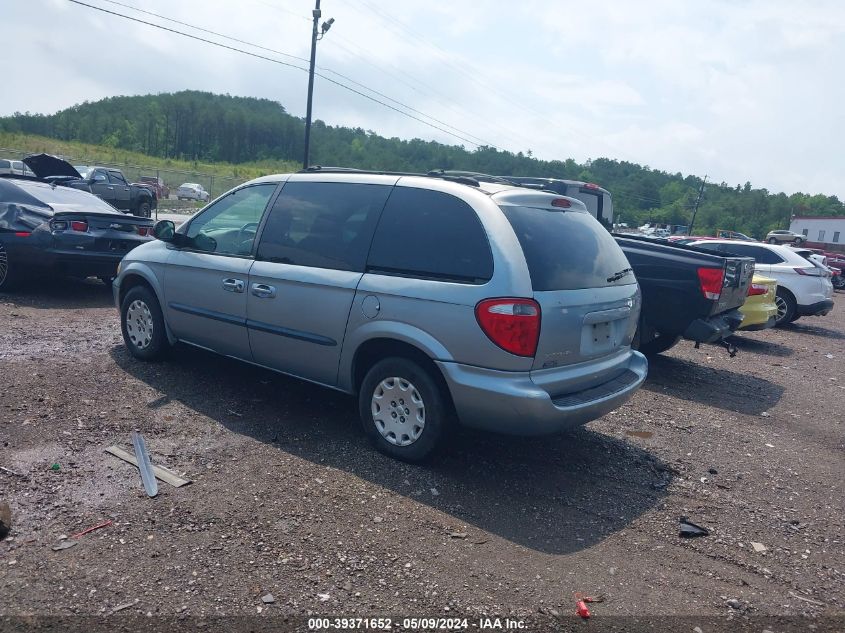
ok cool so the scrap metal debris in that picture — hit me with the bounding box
[71,519,113,539]
[104,446,191,488]
[679,516,710,538]
[51,540,78,552]
[132,430,158,498]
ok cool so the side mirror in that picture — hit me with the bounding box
[153,220,176,242]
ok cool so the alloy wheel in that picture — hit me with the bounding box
[371,377,425,447]
[125,299,154,349]
[775,294,788,322]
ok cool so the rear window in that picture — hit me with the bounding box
[502,206,634,291]
[367,187,493,284]
[0,160,9,168]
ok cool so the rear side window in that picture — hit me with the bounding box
[502,206,634,291]
[721,244,784,264]
[367,187,493,284]
[257,181,392,272]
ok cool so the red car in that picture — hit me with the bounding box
[132,176,170,200]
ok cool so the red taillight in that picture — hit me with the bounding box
[137,226,150,236]
[14,231,31,237]
[697,267,724,301]
[551,198,571,209]
[748,283,767,296]
[70,220,88,232]
[475,298,541,357]
[583,182,600,189]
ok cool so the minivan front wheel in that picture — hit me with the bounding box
[359,357,447,462]
[121,286,169,360]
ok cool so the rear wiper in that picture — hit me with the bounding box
[607,267,633,283]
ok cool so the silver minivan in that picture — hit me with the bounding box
[114,170,647,461]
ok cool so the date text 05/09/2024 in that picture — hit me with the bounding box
[307,617,528,630]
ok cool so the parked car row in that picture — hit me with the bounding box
[0,164,836,462]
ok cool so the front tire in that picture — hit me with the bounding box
[136,201,152,218]
[358,357,448,462]
[774,288,797,326]
[768,237,778,244]
[0,242,21,292]
[120,286,169,360]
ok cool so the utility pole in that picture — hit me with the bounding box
[303,1,334,169]
[687,175,707,235]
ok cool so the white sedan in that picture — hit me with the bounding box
[176,183,210,202]
[688,240,834,326]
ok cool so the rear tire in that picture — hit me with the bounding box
[120,286,169,361]
[768,238,778,244]
[637,332,682,356]
[774,288,797,326]
[358,357,448,462]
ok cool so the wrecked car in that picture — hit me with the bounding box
[0,173,154,291]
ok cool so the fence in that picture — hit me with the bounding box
[0,147,246,201]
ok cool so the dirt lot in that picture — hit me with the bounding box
[1,279,843,631]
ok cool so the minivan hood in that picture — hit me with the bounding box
[23,153,82,179]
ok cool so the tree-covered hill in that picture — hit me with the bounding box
[1,91,841,236]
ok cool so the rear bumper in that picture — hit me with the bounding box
[436,350,648,436]
[682,308,744,343]
[798,299,834,317]
[742,315,777,331]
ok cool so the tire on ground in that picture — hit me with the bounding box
[0,242,22,292]
[358,356,450,462]
[774,287,797,327]
[637,332,682,357]
[120,285,170,361]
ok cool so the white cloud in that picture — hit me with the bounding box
[1,0,843,198]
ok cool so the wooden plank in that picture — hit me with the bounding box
[104,446,192,488]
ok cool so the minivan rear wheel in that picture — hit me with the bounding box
[359,357,447,462]
[120,286,169,360]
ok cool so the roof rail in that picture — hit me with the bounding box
[298,165,483,187]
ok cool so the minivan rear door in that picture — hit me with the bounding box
[500,204,638,371]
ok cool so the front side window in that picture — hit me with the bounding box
[185,184,277,255]
[257,181,392,272]
[92,170,108,182]
[108,171,128,185]
[367,187,493,284]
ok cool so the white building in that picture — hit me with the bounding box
[788,216,845,252]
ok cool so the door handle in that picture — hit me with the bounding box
[222,278,245,293]
[107,186,114,190]
[251,283,276,298]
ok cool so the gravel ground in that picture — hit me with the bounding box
[0,279,843,631]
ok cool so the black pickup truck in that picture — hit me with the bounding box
[22,154,157,218]
[615,235,755,356]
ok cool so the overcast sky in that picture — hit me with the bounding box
[3,0,844,199]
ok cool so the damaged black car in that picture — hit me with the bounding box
[0,171,154,291]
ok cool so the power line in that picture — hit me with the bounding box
[64,0,495,149]
[98,0,500,148]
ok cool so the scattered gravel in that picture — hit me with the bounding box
[1,279,843,623]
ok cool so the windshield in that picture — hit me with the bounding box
[502,205,634,291]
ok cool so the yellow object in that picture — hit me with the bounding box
[739,275,778,330]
